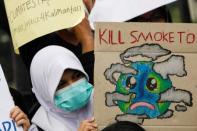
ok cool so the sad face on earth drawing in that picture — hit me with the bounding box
[104,43,193,124]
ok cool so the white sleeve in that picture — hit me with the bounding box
[28,124,39,131]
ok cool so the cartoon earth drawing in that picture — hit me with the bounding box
[116,61,172,119]
[104,43,192,124]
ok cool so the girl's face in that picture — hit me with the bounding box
[54,69,92,112]
[57,69,85,90]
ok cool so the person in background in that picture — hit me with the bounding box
[102,121,145,131]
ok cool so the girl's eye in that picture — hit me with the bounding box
[125,76,136,90]
[72,72,83,80]
[146,77,157,91]
[58,80,67,88]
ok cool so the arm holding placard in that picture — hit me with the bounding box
[0,65,31,131]
[10,106,30,131]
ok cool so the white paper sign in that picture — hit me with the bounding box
[4,0,85,54]
[0,65,23,131]
[89,0,176,29]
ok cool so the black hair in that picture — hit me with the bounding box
[102,121,145,131]
[0,0,11,35]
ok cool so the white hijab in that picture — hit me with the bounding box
[30,45,93,131]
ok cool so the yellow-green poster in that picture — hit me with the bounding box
[4,0,85,53]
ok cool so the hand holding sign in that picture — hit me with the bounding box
[0,65,23,131]
[10,106,30,131]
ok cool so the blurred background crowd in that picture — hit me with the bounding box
[0,0,197,108]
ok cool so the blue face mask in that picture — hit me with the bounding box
[54,78,93,112]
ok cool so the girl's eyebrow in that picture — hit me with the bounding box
[73,71,81,77]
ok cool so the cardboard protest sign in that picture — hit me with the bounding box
[89,0,176,29]
[0,65,23,131]
[94,22,197,131]
[4,0,85,53]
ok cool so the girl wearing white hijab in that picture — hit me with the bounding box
[29,45,97,131]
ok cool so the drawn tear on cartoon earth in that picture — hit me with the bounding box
[104,43,193,124]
